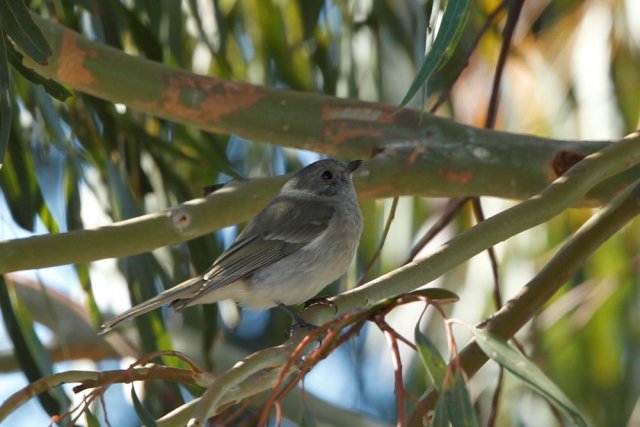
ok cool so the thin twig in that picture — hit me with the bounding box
[486,367,503,427]
[479,3,526,422]
[359,197,400,285]
[377,315,406,427]
[470,198,502,308]
[485,0,525,128]
[405,197,471,264]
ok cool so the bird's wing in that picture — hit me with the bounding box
[174,195,335,306]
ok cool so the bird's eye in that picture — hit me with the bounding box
[321,170,333,181]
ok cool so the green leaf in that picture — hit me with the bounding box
[0,276,69,418]
[432,392,449,427]
[0,0,51,64]
[399,0,472,107]
[414,327,447,390]
[131,386,159,427]
[0,31,11,168]
[445,370,479,427]
[84,408,101,427]
[470,328,588,427]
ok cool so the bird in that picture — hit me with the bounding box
[99,158,363,333]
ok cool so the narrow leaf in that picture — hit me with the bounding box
[0,277,69,417]
[0,0,51,64]
[130,386,159,427]
[431,394,449,427]
[0,31,11,167]
[414,327,447,390]
[399,0,472,107]
[445,370,479,427]
[471,328,588,427]
[84,408,101,427]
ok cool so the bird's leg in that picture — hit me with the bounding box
[277,302,317,330]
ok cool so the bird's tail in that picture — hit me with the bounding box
[99,276,204,334]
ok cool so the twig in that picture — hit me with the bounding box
[480,4,526,419]
[486,367,504,427]
[485,0,525,128]
[359,197,399,285]
[0,366,203,423]
[406,172,640,426]
[470,198,502,308]
[376,315,407,427]
[405,197,471,264]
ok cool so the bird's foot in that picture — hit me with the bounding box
[303,296,337,313]
[277,303,318,334]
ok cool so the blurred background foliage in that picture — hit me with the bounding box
[0,0,639,426]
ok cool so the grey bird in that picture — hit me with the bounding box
[99,159,363,333]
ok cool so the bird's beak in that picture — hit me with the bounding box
[346,160,363,175]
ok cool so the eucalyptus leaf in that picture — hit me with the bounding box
[414,327,447,390]
[399,0,472,107]
[0,277,70,418]
[0,0,51,64]
[445,370,479,427]
[0,30,11,168]
[432,393,449,427]
[84,408,101,427]
[131,386,159,427]
[471,328,588,427]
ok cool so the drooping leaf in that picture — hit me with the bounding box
[0,276,70,418]
[415,327,447,390]
[31,111,69,232]
[399,0,472,107]
[131,386,159,427]
[0,30,11,167]
[471,328,588,427]
[431,392,449,427]
[445,369,479,427]
[0,0,51,64]
[84,408,101,427]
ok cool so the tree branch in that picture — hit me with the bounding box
[18,13,635,203]
[408,156,640,425]
[2,16,638,273]
[159,132,640,423]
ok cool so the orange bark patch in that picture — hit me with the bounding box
[441,169,473,184]
[358,183,395,198]
[324,125,384,145]
[57,29,98,87]
[161,74,265,124]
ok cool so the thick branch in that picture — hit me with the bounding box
[2,16,638,273]
[327,132,640,317]
[20,14,636,204]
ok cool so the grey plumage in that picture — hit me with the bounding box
[99,159,363,333]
